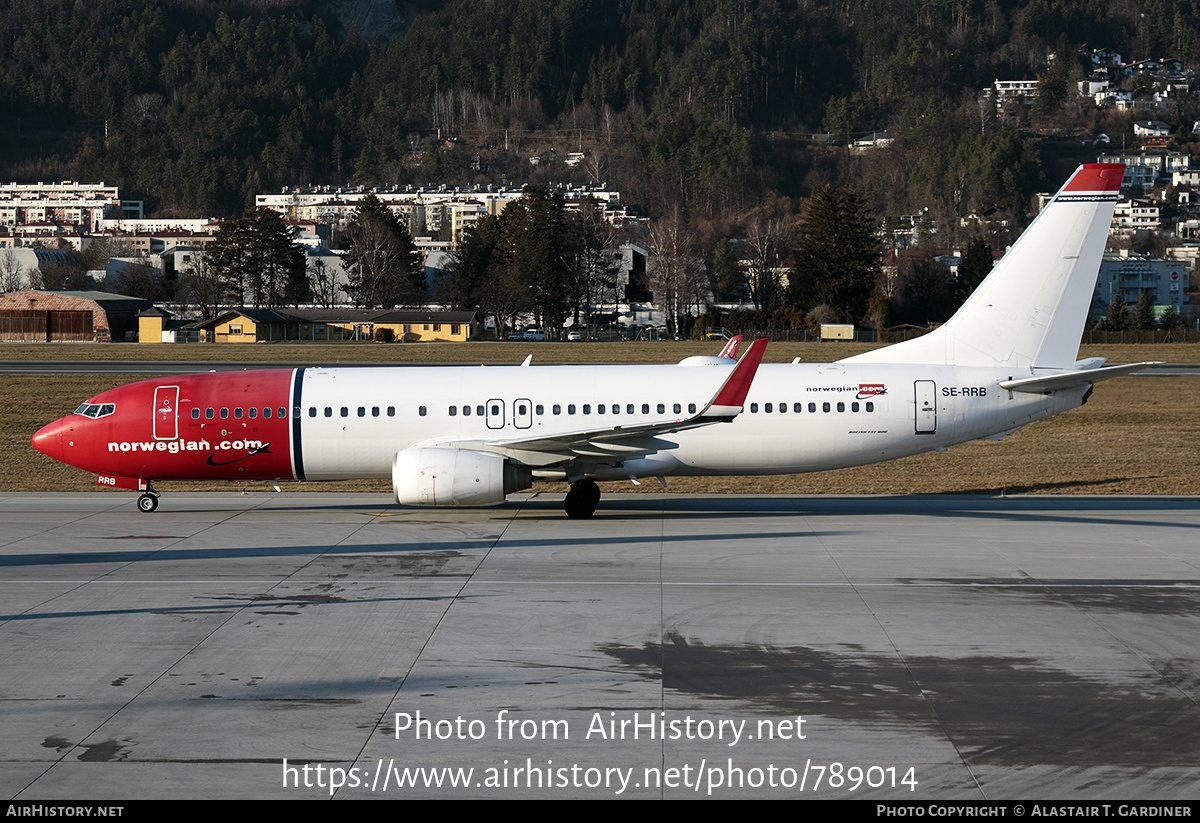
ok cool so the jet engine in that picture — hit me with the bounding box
[393,448,532,507]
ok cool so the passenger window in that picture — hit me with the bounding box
[475,405,484,416]
[248,407,257,419]
[779,402,786,413]
[206,408,214,419]
[325,407,333,417]
[750,403,758,413]
[809,403,817,413]
[794,403,802,413]
[642,404,650,414]
[568,404,576,415]
[822,402,830,413]
[553,404,561,415]
[463,405,471,416]
[583,404,591,414]
[766,403,774,413]
[234,408,243,419]
[419,406,426,416]
[292,407,299,419]
[263,407,272,418]
[597,404,605,414]
[866,402,874,412]
[220,408,228,419]
[688,403,696,414]
[627,404,634,414]
[837,402,845,412]
[388,407,396,416]
[372,407,380,417]
[517,403,527,415]
[449,406,457,416]
[673,403,681,414]
[309,407,317,417]
[191,408,199,419]
[490,404,500,416]
[281,408,289,419]
[535,404,544,415]
[851,402,860,412]
[358,407,366,417]
[658,404,665,414]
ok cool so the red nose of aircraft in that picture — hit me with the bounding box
[32,417,69,464]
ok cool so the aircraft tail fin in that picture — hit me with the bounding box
[841,163,1123,370]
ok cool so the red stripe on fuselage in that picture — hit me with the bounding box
[46,370,296,482]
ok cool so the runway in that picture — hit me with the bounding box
[2,492,1198,799]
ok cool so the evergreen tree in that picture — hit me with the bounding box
[499,186,571,336]
[1030,33,1075,122]
[1158,304,1180,331]
[710,238,746,304]
[205,208,305,309]
[790,185,879,323]
[343,194,425,309]
[1131,292,1155,330]
[953,237,995,308]
[444,214,528,339]
[1096,297,1130,331]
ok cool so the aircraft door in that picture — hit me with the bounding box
[153,386,179,440]
[512,398,532,429]
[486,398,505,429]
[914,381,936,434]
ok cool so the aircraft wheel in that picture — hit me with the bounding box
[564,479,600,519]
[137,494,159,513]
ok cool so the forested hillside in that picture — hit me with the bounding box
[2,0,1196,225]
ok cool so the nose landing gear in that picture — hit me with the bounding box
[136,484,160,513]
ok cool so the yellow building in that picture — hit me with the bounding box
[186,308,478,343]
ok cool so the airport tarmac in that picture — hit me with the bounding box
[1,491,1198,800]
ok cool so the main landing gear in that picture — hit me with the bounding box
[136,485,160,513]
[564,479,601,519]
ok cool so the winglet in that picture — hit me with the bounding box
[717,334,743,360]
[702,338,768,419]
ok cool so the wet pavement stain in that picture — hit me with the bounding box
[334,550,469,576]
[600,631,1200,766]
[77,739,134,762]
[899,579,1200,617]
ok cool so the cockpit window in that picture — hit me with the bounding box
[74,403,115,419]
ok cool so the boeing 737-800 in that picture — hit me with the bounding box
[33,163,1154,518]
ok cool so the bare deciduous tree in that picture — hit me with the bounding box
[0,249,25,293]
[647,211,708,338]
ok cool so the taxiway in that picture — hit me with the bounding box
[2,492,1198,799]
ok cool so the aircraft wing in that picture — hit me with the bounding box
[416,338,768,466]
[998,361,1162,394]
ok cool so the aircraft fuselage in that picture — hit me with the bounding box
[33,361,1080,488]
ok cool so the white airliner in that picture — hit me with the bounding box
[33,163,1153,518]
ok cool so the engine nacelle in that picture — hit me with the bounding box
[393,448,532,507]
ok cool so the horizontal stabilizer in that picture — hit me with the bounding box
[998,362,1161,394]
